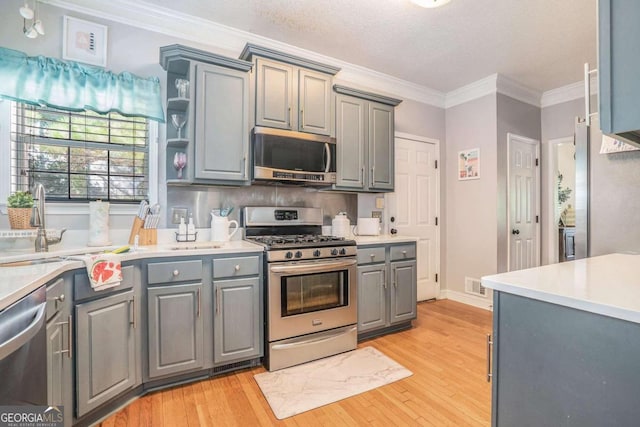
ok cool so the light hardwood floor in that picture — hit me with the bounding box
[101,300,493,426]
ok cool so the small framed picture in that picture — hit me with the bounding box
[458,148,480,180]
[62,16,108,67]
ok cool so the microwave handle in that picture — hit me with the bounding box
[324,143,331,173]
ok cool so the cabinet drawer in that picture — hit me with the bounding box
[357,247,386,265]
[46,277,65,321]
[147,260,202,285]
[213,256,260,278]
[74,265,135,301]
[390,244,416,261]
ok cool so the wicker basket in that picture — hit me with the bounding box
[8,207,35,229]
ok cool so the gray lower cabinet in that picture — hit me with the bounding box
[356,243,417,338]
[491,291,640,426]
[212,254,263,366]
[194,62,250,183]
[46,276,72,427]
[75,289,137,417]
[598,0,640,147]
[334,86,401,192]
[147,283,204,378]
[213,277,261,364]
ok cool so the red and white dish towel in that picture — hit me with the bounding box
[82,253,122,291]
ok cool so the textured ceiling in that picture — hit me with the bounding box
[136,0,597,93]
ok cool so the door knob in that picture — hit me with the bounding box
[511,229,520,235]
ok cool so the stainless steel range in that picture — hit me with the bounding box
[243,207,357,371]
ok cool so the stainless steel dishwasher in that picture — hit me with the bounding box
[0,286,47,405]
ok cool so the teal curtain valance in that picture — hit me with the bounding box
[0,47,165,122]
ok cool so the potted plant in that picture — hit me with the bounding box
[7,191,35,229]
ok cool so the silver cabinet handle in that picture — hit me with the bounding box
[301,109,304,127]
[360,167,364,185]
[382,271,387,289]
[56,294,65,302]
[196,288,201,318]
[371,167,375,186]
[129,296,136,329]
[486,334,493,382]
[402,250,407,255]
[370,254,375,259]
[173,269,179,277]
[55,315,73,359]
[235,264,241,272]
[288,107,292,127]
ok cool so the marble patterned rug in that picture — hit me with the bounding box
[254,346,413,419]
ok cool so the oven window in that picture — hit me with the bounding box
[281,271,348,316]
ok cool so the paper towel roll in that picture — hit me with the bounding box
[88,201,111,246]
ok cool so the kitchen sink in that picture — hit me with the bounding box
[0,256,69,267]
[165,243,222,250]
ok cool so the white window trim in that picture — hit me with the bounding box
[0,100,159,215]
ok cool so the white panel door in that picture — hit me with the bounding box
[388,135,439,301]
[508,134,540,271]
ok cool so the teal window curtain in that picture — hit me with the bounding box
[0,47,165,122]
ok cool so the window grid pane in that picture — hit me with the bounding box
[11,103,149,202]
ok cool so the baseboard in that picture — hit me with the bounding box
[439,289,493,311]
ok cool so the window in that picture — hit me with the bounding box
[10,102,149,202]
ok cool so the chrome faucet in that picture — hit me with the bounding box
[30,183,65,252]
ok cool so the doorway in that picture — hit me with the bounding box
[386,132,440,301]
[545,136,576,264]
[507,133,541,271]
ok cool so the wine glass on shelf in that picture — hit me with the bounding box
[171,113,186,139]
[175,79,189,98]
[173,152,187,179]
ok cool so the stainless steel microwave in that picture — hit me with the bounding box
[252,126,336,185]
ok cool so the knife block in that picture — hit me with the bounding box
[137,228,157,245]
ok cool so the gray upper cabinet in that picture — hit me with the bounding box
[147,283,204,378]
[334,85,401,192]
[160,44,252,185]
[76,289,137,417]
[194,63,250,182]
[241,43,340,136]
[598,0,640,147]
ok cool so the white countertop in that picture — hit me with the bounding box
[0,240,264,312]
[353,235,418,245]
[482,253,640,324]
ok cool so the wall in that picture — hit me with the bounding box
[496,94,541,273]
[0,0,445,237]
[444,94,497,295]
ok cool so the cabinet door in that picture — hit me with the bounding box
[598,0,640,144]
[368,102,395,191]
[213,277,261,365]
[255,58,294,130]
[194,63,249,182]
[147,283,204,378]
[336,94,366,189]
[357,264,387,333]
[47,312,64,408]
[299,69,332,135]
[390,260,417,324]
[76,290,136,417]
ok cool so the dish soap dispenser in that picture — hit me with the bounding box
[187,213,196,237]
[178,216,187,240]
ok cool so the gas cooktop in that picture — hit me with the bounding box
[246,234,355,250]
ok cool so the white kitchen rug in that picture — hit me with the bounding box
[254,346,412,420]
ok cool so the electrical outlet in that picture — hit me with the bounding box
[371,211,382,222]
[171,207,188,224]
[375,197,385,209]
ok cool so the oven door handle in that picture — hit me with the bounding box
[270,258,357,275]
[0,302,46,360]
[271,326,357,350]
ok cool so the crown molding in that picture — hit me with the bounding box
[495,74,541,108]
[41,0,446,108]
[540,75,598,108]
[444,74,498,108]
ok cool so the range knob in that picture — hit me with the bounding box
[285,251,293,259]
[295,251,303,258]
[331,248,339,256]
[339,248,347,255]
[313,249,321,257]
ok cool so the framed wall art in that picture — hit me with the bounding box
[62,16,108,67]
[458,148,480,180]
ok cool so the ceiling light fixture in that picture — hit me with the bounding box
[19,0,44,39]
[409,0,452,8]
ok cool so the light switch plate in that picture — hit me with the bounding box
[171,207,188,224]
